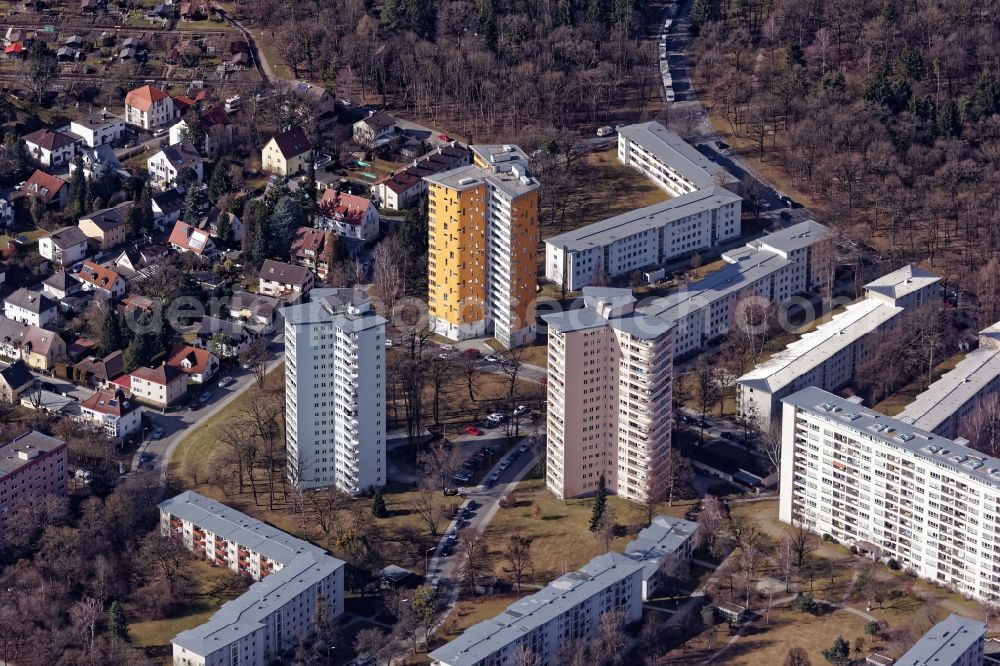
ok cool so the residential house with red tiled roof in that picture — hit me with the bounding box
[22,170,68,209]
[290,227,336,279]
[124,84,177,129]
[317,189,379,241]
[80,387,141,439]
[22,128,76,167]
[258,259,314,299]
[168,220,214,257]
[130,362,187,408]
[166,344,218,384]
[77,260,126,300]
[261,126,312,176]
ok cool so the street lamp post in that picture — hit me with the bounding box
[425,546,436,576]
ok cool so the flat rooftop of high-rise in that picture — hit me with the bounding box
[424,163,539,198]
[0,430,65,479]
[470,143,529,167]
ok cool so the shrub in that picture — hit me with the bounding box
[849,545,858,555]
[864,620,882,636]
[887,558,901,570]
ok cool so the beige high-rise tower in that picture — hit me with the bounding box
[543,287,674,502]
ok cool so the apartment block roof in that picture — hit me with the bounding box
[161,491,345,657]
[624,514,698,580]
[737,298,903,393]
[429,552,643,666]
[896,341,1000,434]
[545,186,741,252]
[748,219,831,255]
[864,264,942,301]
[424,163,539,199]
[470,143,528,168]
[784,387,1000,491]
[281,288,385,333]
[545,287,674,340]
[46,225,89,249]
[639,249,791,322]
[5,287,56,315]
[895,614,985,665]
[0,430,65,478]
[617,121,739,189]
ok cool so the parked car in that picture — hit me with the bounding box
[518,443,529,454]
[438,134,449,141]
[465,425,482,436]
[596,125,614,137]
[150,426,164,440]
[198,392,212,405]
[485,355,500,363]
[385,339,393,348]
[513,404,527,416]
[463,348,481,358]
[720,431,735,440]
[438,353,452,360]
[219,376,235,387]
[481,447,497,455]
[716,140,730,150]
[441,344,455,351]
[487,413,506,422]
[444,487,459,496]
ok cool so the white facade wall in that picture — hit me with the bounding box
[39,236,87,265]
[781,390,1000,603]
[127,97,176,129]
[4,301,54,327]
[25,140,75,168]
[284,295,386,493]
[81,406,141,439]
[70,117,125,148]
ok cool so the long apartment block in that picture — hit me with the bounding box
[544,287,673,502]
[544,185,742,291]
[638,219,831,358]
[896,322,1000,440]
[0,430,66,522]
[780,387,1000,603]
[161,491,345,666]
[616,121,739,197]
[426,144,540,349]
[623,514,698,600]
[282,288,387,493]
[737,265,942,426]
[429,552,643,666]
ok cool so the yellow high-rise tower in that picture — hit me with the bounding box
[425,145,539,349]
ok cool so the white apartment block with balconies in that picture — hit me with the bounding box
[737,264,943,427]
[160,491,345,666]
[429,552,643,666]
[638,220,831,359]
[544,287,674,502]
[896,322,1000,441]
[780,386,1000,603]
[545,186,742,291]
[282,288,386,494]
[617,121,739,197]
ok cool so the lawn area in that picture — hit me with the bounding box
[480,478,646,585]
[178,18,235,32]
[874,351,966,416]
[247,28,293,80]
[484,338,548,369]
[538,147,669,245]
[129,559,247,664]
[168,363,285,490]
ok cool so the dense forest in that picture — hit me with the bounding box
[687,0,1000,329]
[232,0,662,138]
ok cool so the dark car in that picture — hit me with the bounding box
[716,141,730,150]
[779,210,792,221]
[720,431,735,440]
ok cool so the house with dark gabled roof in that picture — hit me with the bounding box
[78,201,131,250]
[352,110,396,149]
[258,259,314,299]
[39,225,89,265]
[74,349,125,387]
[152,187,185,228]
[0,360,34,404]
[4,288,56,327]
[148,141,204,190]
[195,315,257,358]
[22,128,76,167]
[42,270,81,301]
[261,126,312,176]
[290,228,336,279]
